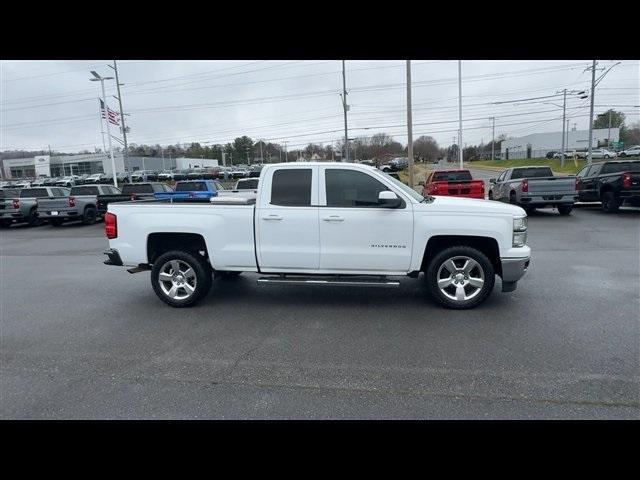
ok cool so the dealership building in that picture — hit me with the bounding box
[500,128,619,160]
[0,153,219,179]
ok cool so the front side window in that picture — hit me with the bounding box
[325,169,393,208]
[271,169,312,206]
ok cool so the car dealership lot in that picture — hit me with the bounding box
[1,206,638,419]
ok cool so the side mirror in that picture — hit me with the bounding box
[378,190,401,208]
[489,178,496,183]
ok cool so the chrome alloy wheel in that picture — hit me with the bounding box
[436,256,485,302]
[158,259,198,300]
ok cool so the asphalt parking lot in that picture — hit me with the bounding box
[1,203,639,419]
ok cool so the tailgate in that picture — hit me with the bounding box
[37,198,69,210]
[430,180,483,196]
[527,177,576,194]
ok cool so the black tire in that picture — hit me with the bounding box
[557,204,573,215]
[509,191,517,205]
[618,152,626,157]
[601,191,619,213]
[0,219,12,228]
[488,191,493,200]
[49,218,64,227]
[27,208,42,226]
[151,250,212,308]
[425,245,495,310]
[81,207,97,225]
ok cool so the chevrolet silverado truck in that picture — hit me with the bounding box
[153,180,226,201]
[104,162,530,310]
[576,160,640,212]
[1,187,69,227]
[488,166,577,215]
[37,184,123,226]
[421,169,485,199]
[95,182,174,214]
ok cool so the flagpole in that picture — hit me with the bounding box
[98,98,107,154]
[99,82,118,187]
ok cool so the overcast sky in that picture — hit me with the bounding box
[1,60,638,154]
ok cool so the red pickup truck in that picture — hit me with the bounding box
[422,169,485,199]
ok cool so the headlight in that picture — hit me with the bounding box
[513,216,527,247]
[513,217,527,232]
[513,231,527,247]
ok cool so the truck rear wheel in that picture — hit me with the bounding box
[425,246,495,310]
[27,208,42,227]
[557,204,573,215]
[151,250,212,308]
[601,191,619,213]
[82,207,97,225]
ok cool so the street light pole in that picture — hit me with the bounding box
[342,60,349,163]
[406,60,414,188]
[457,60,463,169]
[90,71,117,187]
[587,60,597,164]
[561,89,567,168]
[108,60,129,179]
[491,116,495,161]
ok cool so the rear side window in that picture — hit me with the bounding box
[601,161,640,174]
[271,169,312,206]
[325,169,391,208]
[122,184,153,194]
[70,186,99,195]
[511,167,553,179]
[176,182,207,192]
[19,188,49,198]
[432,171,472,182]
[237,179,258,189]
[0,189,19,198]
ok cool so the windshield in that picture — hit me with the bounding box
[176,182,208,192]
[237,179,259,189]
[380,171,424,203]
[432,171,472,182]
[122,184,153,194]
[601,161,640,174]
[511,167,553,179]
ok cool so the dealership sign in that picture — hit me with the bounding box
[34,155,51,177]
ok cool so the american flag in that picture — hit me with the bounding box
[100,99,120,126]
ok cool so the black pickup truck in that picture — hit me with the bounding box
[576,160,640,212]
[96,182,173,214]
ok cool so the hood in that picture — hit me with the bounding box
[418,195,526,216]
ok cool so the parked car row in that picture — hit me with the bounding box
[546,146,640,160]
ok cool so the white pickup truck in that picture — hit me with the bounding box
[104,162,531,309]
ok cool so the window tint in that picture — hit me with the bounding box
[271,169,312,206]
[19,188,49,198]
[0,189,19,199]
[237,179,258,189]
[586,164,602,176]
[70,186,99,195]
[122,184,153,194]
[511,167,553,179]
[176,182,207,192]
[601,161,640,174]
[432,171,472,182]
[325,169,391,207]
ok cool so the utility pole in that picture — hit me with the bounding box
[561,88,567,168]
[108,60,129,178]
[587,60,596,164]
[406,60,414,188]
[607,110,612,146]
[342,60,349,163]
[161,148,165,171]
[457,60,463,169]
[490,117,495,161]
[259,140,263,164]
[90,71,117,187]
[283,141,288,162]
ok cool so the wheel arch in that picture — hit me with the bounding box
[421,235,501,276]
[147,232,209,264]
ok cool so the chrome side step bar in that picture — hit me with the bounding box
[257,276,400,287]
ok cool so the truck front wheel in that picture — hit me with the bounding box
[151,250,212,307]
[425,246,495,310]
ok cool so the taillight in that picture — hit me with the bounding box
[431,183,439,194]
[481,182,485,195]
[68,196,76,207]
[130,194,137,201]
[105,212,117,239]
[521,179,529,193]
[12,198,19,209]
[622,172,631,188]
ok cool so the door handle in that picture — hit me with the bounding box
[262,214,283,221]
[323,215,344,222]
